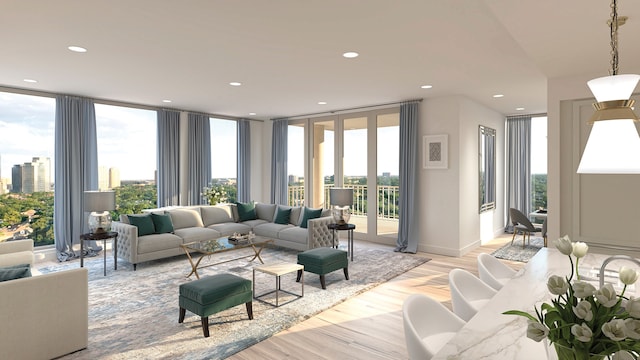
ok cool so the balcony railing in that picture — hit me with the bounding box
[287,184,399,220]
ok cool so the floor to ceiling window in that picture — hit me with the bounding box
[0,91,55,246]
[531,115,548,212]
[376,112,399,236]
[95,103,157,219]
[210,118,237,203]
[287,122,305,206]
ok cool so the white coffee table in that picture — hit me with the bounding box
[253,262,304,307]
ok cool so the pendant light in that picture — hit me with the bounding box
[577,0,640,174]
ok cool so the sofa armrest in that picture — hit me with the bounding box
[0,268,88,360]
[308,216,335,248]
[0,239,33,255]
[111,221,138,266]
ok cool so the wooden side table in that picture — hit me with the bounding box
[327,223,355,261]
[80,231,118,276]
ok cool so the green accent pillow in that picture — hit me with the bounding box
[0,263,32,282]
[128,214,156,236]
[274,207,292,225]
[151,213,174,234]
[236,202,257,222]
[299,207,323,229]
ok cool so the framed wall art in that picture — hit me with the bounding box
[423,134,448,169]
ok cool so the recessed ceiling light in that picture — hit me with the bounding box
[162,99,172,103]
[229,82,242,86]
[68,46,87,53]
[23,79,38,83]
[249,112,256,116]
[318,101,327,105]
[516,107,525,111]
[420,85,433,89]
[493,94,504,98]
[342,52,359,58]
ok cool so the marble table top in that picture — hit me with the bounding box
[432,248,637,360]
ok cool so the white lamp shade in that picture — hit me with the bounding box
[84,190,116,212]
[587,74,640,102]
[330,188,353,206]
[577,119,640,173]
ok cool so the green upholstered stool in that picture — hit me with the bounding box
[178,273,253,337]
[296,247,349,289]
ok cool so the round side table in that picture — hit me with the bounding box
[80,231,118,276]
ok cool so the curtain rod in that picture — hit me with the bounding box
[271,98,423,121]
[506,112,547,119]
[0,85,262,123]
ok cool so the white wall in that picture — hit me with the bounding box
[417,96,504,256]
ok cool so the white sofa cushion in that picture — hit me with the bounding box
[253,223,294,238]
[201,205,235,227]
[255,203,277,221]
[174,227,220,244]
[0,251,34,268]
[167,209,204,230]
[290,206,303,226]
[137,233,183,254]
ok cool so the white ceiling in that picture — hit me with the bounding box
[2,0,640,120]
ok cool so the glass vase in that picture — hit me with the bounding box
[544,340,608,360]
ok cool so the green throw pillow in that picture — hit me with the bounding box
[151,213,174,234]
[236,202,257,222]
[128,214,156,236]
[0,263,32,282]
[299,207,323,229]
[274,207,292,225]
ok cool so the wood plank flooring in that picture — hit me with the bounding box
[229,235,526,360]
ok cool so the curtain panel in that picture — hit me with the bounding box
[270,119,288,205]
[157,109,181,207]
[396,101,419,253]
[237,119,251,203]
[186,113,212,205]
[53,95,99,261]
[505,115,532,230]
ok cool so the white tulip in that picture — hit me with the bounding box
[526,321,549,342]
[624,318,640,340]
[572,242,588,258]
[602,319,627,341]
[595,284,618,308]
[572,300,593,321]
[555,235,573,256]
[626,297,640,318]
[619,266,639,286]
[612,351,635,360]
[547,275,569,296]
[571,322,593,342]
[572,281,596,298]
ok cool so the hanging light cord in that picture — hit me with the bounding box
[610,0,619,76]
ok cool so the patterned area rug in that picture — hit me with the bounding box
[491,236,545,262]
[37,244,429,359]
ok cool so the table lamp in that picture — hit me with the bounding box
[329,188,353,225]
[84,190,116,234]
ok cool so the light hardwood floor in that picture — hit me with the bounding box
[229,235,525,360]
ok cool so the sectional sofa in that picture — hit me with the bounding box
[112,203,335,270]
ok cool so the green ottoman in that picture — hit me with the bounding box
[296,247,349,289]
[178,273,253,337]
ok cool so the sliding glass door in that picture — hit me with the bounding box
[287,108,400,244]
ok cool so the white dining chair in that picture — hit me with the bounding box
[477,253,517,290]
[448,268,497,321]
[402,293,466,360]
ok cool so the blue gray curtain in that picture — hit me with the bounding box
[505,115,532,230]
[53,95,99,261]
[237,119,251,203]
[157,109,181,207]
[270,119,288,205]
[395,101,419,253]
[187,113,211,205]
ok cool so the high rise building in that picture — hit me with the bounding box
[11,157,51,194]
[109,167,121,188]
[98,166,109,190]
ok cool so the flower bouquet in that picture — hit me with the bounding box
[504,235,640,360]
[201,184,228,205]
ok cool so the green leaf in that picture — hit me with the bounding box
[502,310,537,322]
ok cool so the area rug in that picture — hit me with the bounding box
[37,244,429,359]
[491,236,545,262]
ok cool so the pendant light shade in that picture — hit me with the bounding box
[577,0,640,174]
